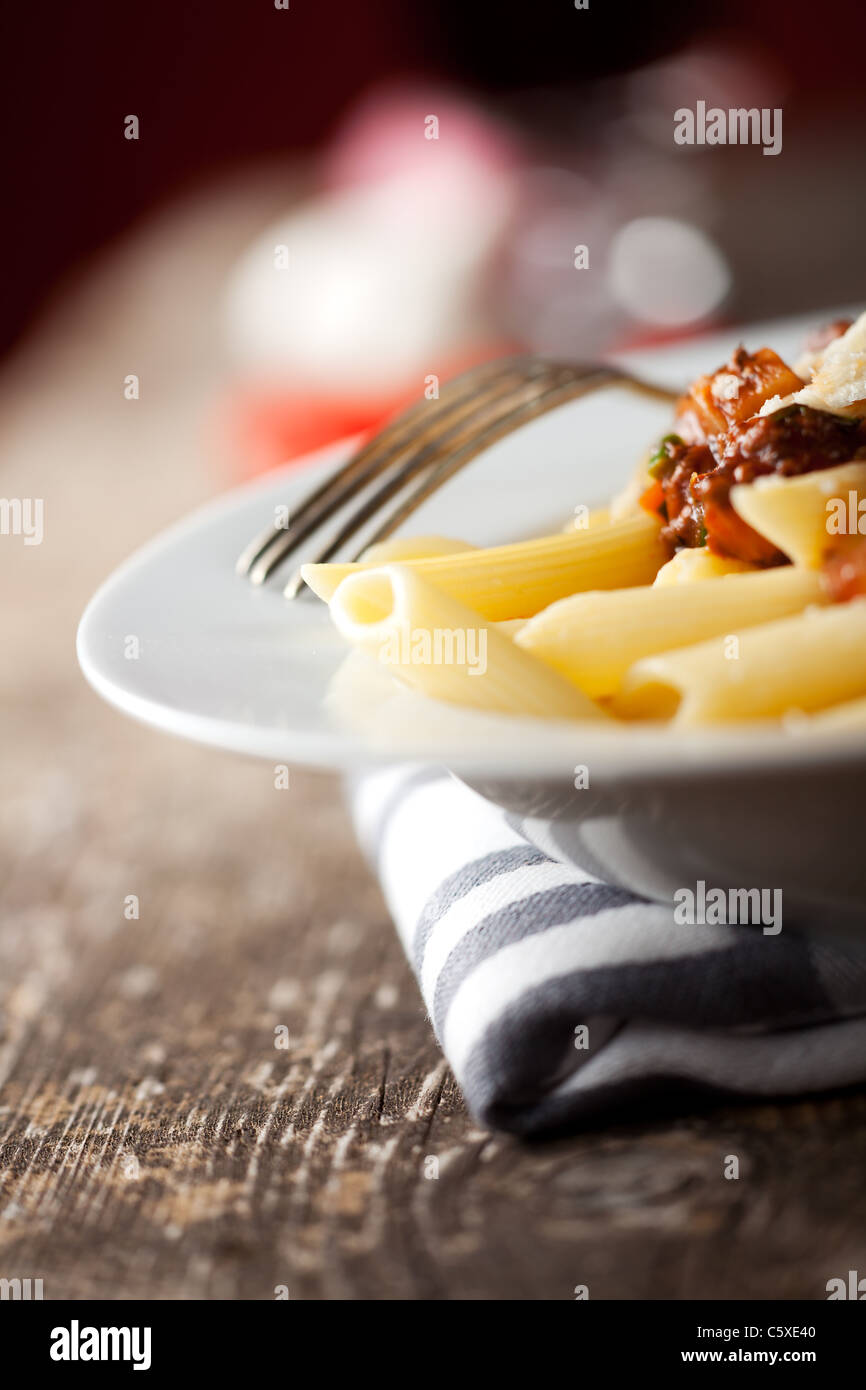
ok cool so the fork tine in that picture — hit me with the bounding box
[244,363,534,585]
[348,369,623,555]
[282,362,583,596]
[284,365,678,597]
[236,356,534,582]
[352,367,681,559]
[237,355,517,578]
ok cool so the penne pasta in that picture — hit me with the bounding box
[653,548,757,585]
[327,564,606,721]
[730,461,866,568]
[517,566,827,698]
[612,598,866,724]
[360,535,475,563]
[311,315,866,729]
[561,506,611,531]
[303,509,668,620]
[807,693,866,729]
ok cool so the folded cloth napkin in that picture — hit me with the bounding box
[350,766,866,1135]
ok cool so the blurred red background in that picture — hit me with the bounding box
[4,0,866,477]
[5,0,866,358]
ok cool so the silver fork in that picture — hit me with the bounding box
[236,356,679,597]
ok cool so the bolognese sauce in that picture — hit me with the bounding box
[642,340,866,565]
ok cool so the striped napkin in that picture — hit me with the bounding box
[350,766,866,1135]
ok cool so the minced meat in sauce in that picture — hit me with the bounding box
[644,331,866,566]
[658,408,866,564]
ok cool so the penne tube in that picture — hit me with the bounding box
[807,694,866,730]
[360,535,475,563]
[560,505,613,532]
[303,509,668,620]
[327,564,605,721]
[730,461,866,568]
[653,548,757,585]
[612,598,866,724]
[517,566,826,698]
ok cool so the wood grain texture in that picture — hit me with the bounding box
[0,177,864,1301]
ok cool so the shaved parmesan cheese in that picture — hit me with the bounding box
[711,372,743,403]
[760,311,866,419]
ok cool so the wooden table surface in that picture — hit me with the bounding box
[1,176,864,1300]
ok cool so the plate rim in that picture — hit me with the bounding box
[76,306,866,783]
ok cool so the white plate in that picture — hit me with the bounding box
[77,305,864,780]
[77,309,866,927]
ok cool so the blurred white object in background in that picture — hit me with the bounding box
[627,39,788,150]
[607,215,730,327]
[500,165,617,356]
[224,90,517,395]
